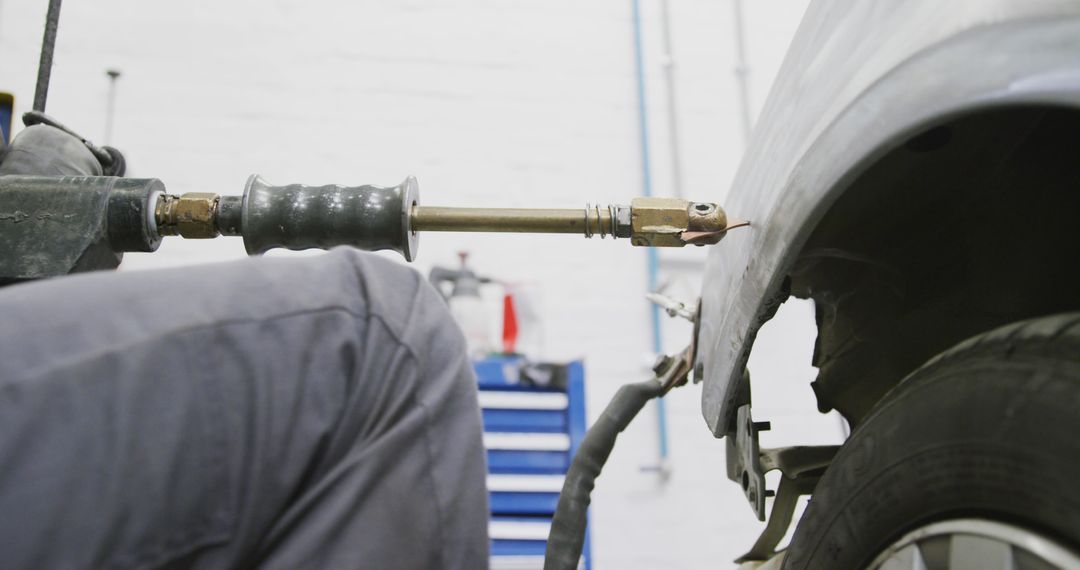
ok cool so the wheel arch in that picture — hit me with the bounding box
[792,102,1080,425]
[699,15,1080,435]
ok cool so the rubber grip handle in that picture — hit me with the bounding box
[241,174,419,261]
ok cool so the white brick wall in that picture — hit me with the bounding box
[0,1,847,567]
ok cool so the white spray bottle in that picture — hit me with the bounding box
[429,252,493,359]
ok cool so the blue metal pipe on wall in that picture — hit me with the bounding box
[630,0,671,469]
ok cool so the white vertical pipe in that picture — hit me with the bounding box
[731,0,753,144]
[658,0,684,198]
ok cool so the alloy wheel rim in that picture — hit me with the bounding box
[866,518,1080,569]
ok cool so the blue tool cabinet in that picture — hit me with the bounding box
[474,356,591,570]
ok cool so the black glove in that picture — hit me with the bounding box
[0,124,102,176]
[0,112,125,177]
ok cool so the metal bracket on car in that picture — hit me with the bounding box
[734,445,840,562]
[646,292,701,394]
[735,474,820,563]
[726,403,840,561]
[759,445,840,479]
[726,405,839,520]
[645,292,698,321]
[652,343,695,395]
[727,404,772,520]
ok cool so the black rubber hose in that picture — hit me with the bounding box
[544,378,662,570]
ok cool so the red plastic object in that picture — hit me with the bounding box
[502,293,518,354]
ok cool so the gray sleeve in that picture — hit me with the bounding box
[0,247,489,569]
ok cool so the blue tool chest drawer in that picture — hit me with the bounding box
[474,356,591,570]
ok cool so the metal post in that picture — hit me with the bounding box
[631,0,672,480]
[658,0,684,199]
[104,69,121,145]
[33,0,63,113]
[731,0,753,144]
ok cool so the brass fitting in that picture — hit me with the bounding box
[629,197,728,247]
[155,192,221,239]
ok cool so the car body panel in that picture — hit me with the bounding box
[698,0,1080,436]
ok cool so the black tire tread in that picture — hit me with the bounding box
[783,312,1080,569]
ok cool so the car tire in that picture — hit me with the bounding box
[783,312,1080,569]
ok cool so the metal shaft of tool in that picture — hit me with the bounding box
[33,0,63,112]
[411,205,619,237]
[150,175,731,261]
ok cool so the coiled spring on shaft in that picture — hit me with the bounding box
[583,203,622,239]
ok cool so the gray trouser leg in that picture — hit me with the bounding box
[0,248,489,569]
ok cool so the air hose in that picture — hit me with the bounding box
[544,378,663,570]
